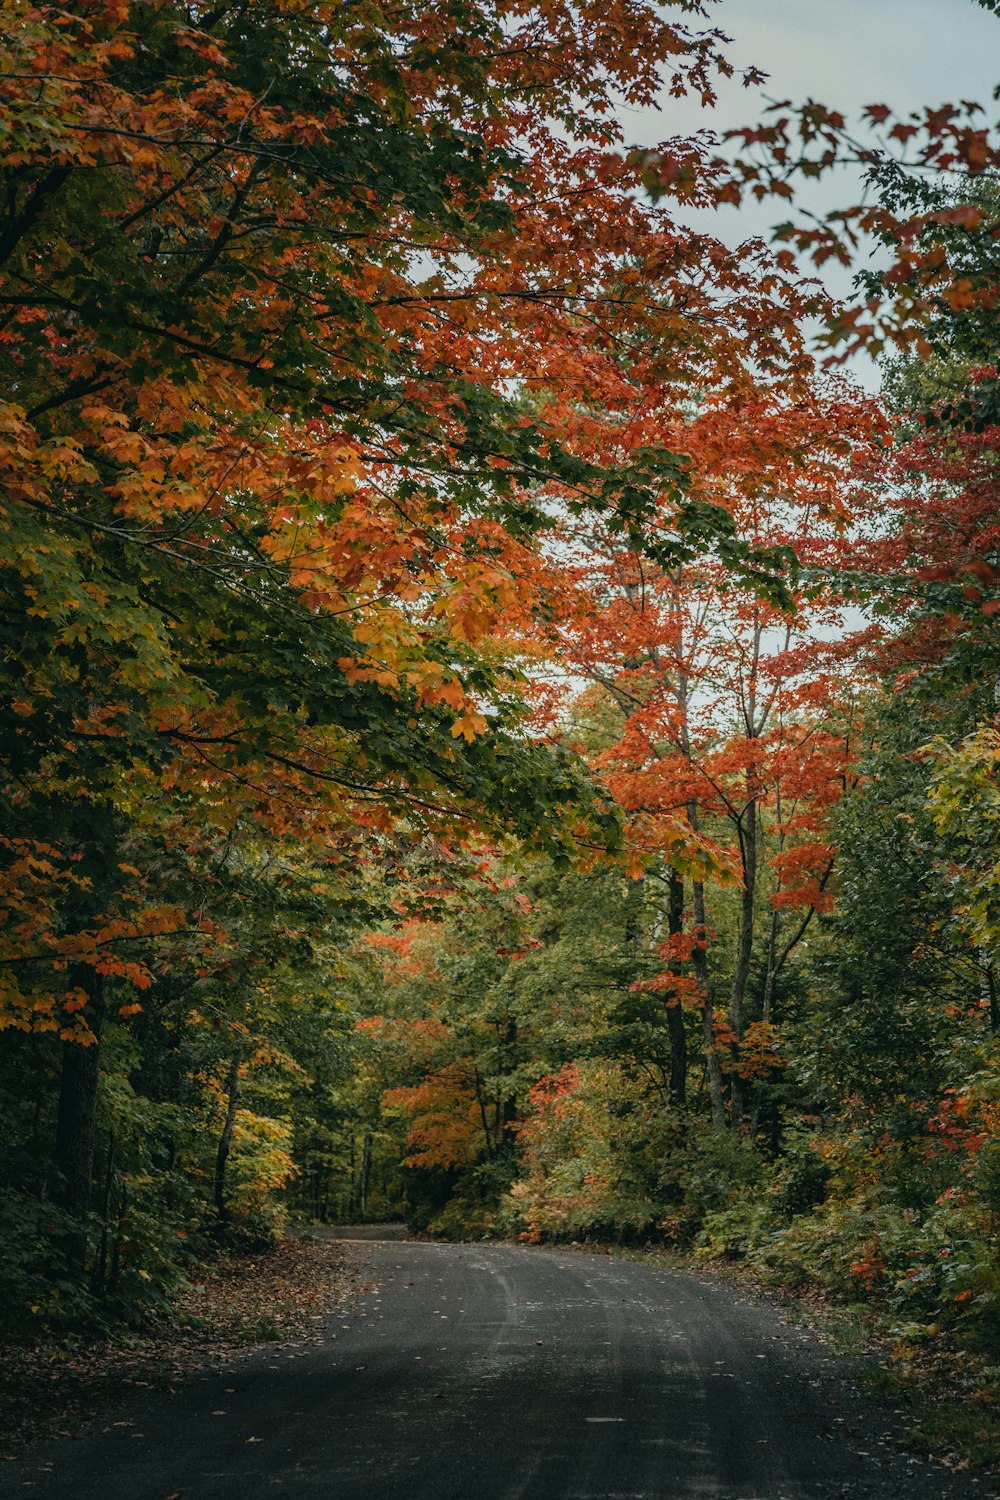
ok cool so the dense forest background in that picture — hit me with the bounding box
[2,0,1000,1374]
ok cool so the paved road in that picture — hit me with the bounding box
[3,1240,995,1499]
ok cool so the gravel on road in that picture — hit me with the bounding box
[3,1238,995,1500]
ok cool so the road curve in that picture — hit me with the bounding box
[3,1239,993,1500]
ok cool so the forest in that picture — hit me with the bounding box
[2,0,1000,1389]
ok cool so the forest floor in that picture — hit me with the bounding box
[0,1237,363,1460]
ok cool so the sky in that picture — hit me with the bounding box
[661,0,999,124]
[622,0,1000,388]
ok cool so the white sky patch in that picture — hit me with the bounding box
[619,0,1000,389]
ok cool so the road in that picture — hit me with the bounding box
[3,1237,994,1499]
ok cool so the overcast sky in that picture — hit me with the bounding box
[675,0,996,120]
[623,0,1000,387]
[631,0,998,160]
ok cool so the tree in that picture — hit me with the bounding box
[548,382,879,1129]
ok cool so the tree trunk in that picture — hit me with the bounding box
[93,1129,115,1296]
[665,868,687,1110]
[110,1179,127,1288]
[761,906,780,1027]
[214,1054,242,1216]
[473,1068,495,1157]
[979,951,998,1034]
[500,1017,519,1155]
[730,794,758,1131]
[53,969,105,1275]
[624,872,644,949]
[750,907,781,1138]
[692,879,726,1129]
[359,1130,372,1218]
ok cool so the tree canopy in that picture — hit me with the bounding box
[3,0,1000,1402]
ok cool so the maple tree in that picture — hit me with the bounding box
[633,85,1000,365]
[544,382,881,1128]
[0,0,821,1024]
[339,78,1000,1368]
[2,0,739,1276]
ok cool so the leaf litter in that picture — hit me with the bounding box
[0,1239,364,1459]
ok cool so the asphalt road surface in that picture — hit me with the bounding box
[4,1238,995,1500]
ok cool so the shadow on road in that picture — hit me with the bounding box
[6,1240,994,1499]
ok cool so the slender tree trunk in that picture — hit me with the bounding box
[214,1054,242,1216]
[979,951,998,1034]
[665,869,687,1110]
[53,969,105,1275]
[473,1068,494,1157]
[730,796,757,1131]
[359,1130,372,1219]
[110,1179,126,1288]
[761,906,780,1027]
[679,717,725,1127]
[52,802,128,1275]
[624,872,644,948]
[93,1129,115,1296]
[762,783,785,1031]
[750,906,782,1138]
[500,1018,519,1155]
[692,879,726,1129]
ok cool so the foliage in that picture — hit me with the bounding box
[2,0,1000,1384]
[505,1060,678,1243]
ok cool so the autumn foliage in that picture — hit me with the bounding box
[2,0,1000,1383]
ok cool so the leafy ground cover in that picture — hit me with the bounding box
[0,1239,360,1460]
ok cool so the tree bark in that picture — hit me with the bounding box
[500,1017,519,1155]
[692,879,726,1130]
[665,868,687,1110]
[53,969,105,1275]
[214,1054,242,1216]
[93,1129,116,1296]
[359,1130,372,1218]
[729,794,758,1130]
[979,951,998,1034]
